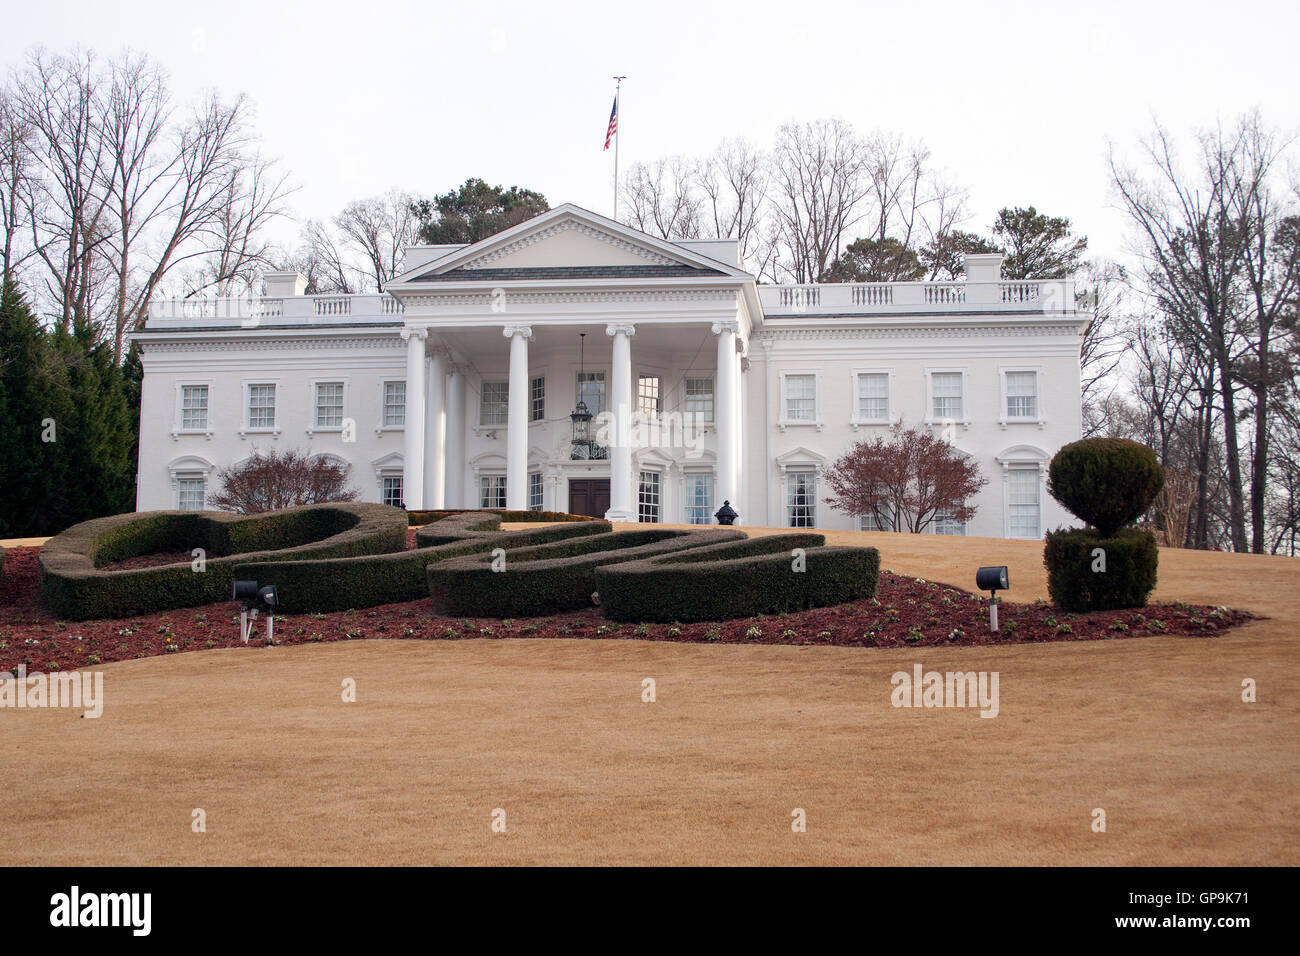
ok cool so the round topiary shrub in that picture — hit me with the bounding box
[1042,527,1159,612]
[1047,438,1164,536]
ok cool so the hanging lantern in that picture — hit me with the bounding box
[570,332,598,459]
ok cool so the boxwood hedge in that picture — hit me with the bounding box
[596,533,880,622]
[407,508,601,527]
[427,527,746,617]
[1043,526,1159,612]
[39,503,408,620]
[240,513,612,613]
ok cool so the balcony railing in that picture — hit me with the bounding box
[143,293,404,329]
[760,279,1076,316]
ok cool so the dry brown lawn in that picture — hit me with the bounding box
[2,526,1296,866]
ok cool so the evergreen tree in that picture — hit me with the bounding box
[0,281,71,536]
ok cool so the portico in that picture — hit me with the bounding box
[384,204,758,522]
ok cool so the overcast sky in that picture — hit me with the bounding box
[5,0,1297,265]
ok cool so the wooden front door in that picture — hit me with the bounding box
[568,479,610,519]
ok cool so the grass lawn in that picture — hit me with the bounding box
[1,524,1296,865]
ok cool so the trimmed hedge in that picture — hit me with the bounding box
[427,527,746,617]
[240,514,612,613]
[596,534,880,622]
[1043,527,1159,612]
[0,544,5,577]
[1048,438,1164,537]
[407,508,601,527]
[39,503,407,620]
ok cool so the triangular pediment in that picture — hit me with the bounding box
[389,204,749,286]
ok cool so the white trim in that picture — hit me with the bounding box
[848,367,898,428]
[376,378,407,434]
[998,365,1046,429]
[923,366,971,429]
[171,380,214,440]
[777,369,823,431]
[240,379,281,438]
[307,377,350,436]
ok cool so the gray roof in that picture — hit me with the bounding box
[416,264,724,282]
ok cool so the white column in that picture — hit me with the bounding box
[401,328,427,510]
[606,323,636,521]
[445,365,466,508]
[424,348,448,509]
[714,320,739,519]
[504,325,532,510]
[734,347,745,525]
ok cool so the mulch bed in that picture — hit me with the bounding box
[0,544,1256,672]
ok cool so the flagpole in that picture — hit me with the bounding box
[612,76,625,220]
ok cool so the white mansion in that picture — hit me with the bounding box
[134,204,1088,537]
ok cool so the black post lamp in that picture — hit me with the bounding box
[975,566,1009,632]
[233,579,280,644]
[714,500,738,526]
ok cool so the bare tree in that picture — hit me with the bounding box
[184,150,292,296]
[771,118,871,282]
[619,156,702,240]
[821,423,990,533]
[1076,259,1134,436]
[695,138,774,277]
[333,188,415,290]
[0,88,35,284]
[1111,119,1255,551]
[14,47,112,333]
[209,448,360,514]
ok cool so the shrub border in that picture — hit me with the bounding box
[39,503,407,620]
[241,513,613,613]
[595,533,881,622]
[426,527,746,617]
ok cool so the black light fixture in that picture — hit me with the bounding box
[570,332,605,460]
[714,500,738,526]
[233,579,280,644]
[975,566,1010,632]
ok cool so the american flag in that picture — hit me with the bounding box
[603,94,618,150]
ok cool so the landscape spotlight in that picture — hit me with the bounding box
[975,566,1010,632]
[232,579,280,645]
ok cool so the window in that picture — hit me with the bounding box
[314,382,344,428]
[530,376,545,422]
[1008,469,1041,538]
[180,385,209,431]
[247,384,276,430]
[383,382,406,427]
[855,373,890,422]
[933,507,966,536]
[684,474,714,525]
[931,372,964,421]
[577,370,606,414]
[638,471,661,523]
[859,504,894,532]
[177,476,205,511]
[787,472,817,528]
[528,472,544,511]
[481,382,509,426]
[685,377,714,422]
[380,475,404,508]
[637,375,661,418]
[784,374,817,422]
[1006,371,1038,420]
[480,475,507,509]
